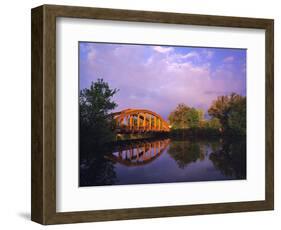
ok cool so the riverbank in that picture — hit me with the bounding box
[114,127,245,142]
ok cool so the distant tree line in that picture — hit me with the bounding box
[168,93,246,136]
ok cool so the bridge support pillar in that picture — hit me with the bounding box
[129,115,133,130]
[137,114,140,130]
[143,113,146,131]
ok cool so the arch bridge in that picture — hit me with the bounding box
[112,108,170,133]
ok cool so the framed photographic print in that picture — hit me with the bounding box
[31,4,274,224]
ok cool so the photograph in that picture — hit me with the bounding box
[79,42,247,187]
[30,4,274,224]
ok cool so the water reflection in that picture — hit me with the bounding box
[79,137,246,186]
[105,139,170,166]
[79,140,117,186]
[209,139,246,179]
[168,141,204,169]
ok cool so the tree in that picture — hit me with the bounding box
[80,78,119,145]
[168,103,200,129]
[208,93,246,134]
[197,109,205,127]
[206,117,222,129]
[187,108,200,128]
[228,96,246,135]
[168,104,189,129]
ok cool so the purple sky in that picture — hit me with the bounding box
[79,42,246,120]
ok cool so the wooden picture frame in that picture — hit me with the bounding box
[31,4,274,225]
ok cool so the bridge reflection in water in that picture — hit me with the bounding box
[79,137,246,186]
[105,139,170,166]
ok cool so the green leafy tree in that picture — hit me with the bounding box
[206,117,222,129]
[168,104,189,129]
[80,79,119,145]
[228,96,246,135]
[208,93,246,135]
[197,109,205,127]
[187,108,200,128]
[168,104,200,129]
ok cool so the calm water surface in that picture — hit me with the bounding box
[79,138,246,186]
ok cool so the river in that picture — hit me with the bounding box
[79,137,246,186]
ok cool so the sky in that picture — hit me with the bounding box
[79,42,246,120]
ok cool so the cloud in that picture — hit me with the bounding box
[80,43,246,119]
[179,51,200,60]
[153,46,174,53]
[223,56,234,62]
[202,50,214,59]
[80,43,97,62]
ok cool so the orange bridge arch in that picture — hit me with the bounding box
[112,108,170,133]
